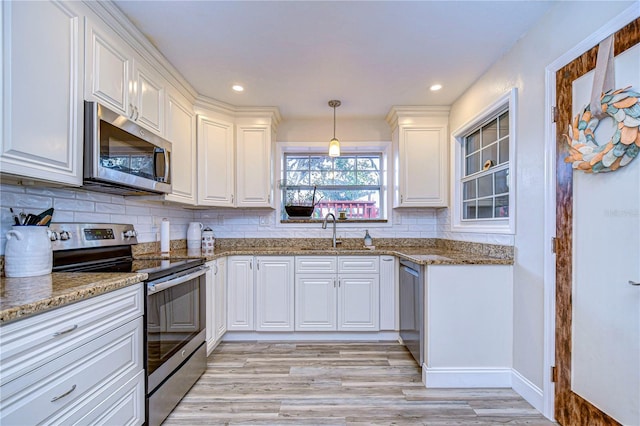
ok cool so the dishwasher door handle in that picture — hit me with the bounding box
[401,265,420,278]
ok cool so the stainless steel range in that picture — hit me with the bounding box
[51,223,207,426]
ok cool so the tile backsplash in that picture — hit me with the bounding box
[0,183,512,255]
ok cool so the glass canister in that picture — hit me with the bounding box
[201,227,215,255]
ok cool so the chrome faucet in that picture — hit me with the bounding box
[322,213,341,248]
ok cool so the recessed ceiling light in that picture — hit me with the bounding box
[232,85,244,92]
[430,84,443,91]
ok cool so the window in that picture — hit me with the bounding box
[462,110,510,220]
[282,153,383,220]
[452,88,516,234]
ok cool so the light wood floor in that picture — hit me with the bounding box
[163,342,554,425]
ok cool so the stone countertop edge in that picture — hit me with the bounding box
[136,247,514,266]
[0,272,148,325]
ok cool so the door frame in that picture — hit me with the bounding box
[542,3,640,421]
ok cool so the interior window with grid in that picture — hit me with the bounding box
[282,153,382,220]
[462,110,510,220]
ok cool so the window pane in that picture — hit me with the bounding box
[334,157,355,170]
[482,120,498,146]
[495,169,509,194]
[495,195,509,218]
[466,152,481,175]
[499,137,510,164]
[477,174,493,197]
[482,143,497,169]
[284,188,315,206]
[357,171,381,185]
[310,171,333,186]
[333,171,356,185]
[477,198,493,218]
[357,157,380,170]
[315,189,381,219]
[466,130,480,153]
[463,201,476,219]
[499,111,509,138]
[286,157,309,170]
[463,180,476,200]
[286,171,309,186]
[309,156,332,170]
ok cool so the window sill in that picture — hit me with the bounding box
[281,219,388,224]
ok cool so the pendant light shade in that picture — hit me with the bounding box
[328,100,341,157]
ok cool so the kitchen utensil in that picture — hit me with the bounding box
[35,208,54,226]
[25,214,39,225]
[36,215,52,226]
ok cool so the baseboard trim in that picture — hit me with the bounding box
[423,366,513,388]
[512,369,544,414]
[222,331,400,342]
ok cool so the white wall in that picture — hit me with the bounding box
[445,0,635,392]
[0,183,194,254]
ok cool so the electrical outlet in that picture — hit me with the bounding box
[259,216,270,226]
[393,214,401,225]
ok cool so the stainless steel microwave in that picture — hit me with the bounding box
[83,101,172,195]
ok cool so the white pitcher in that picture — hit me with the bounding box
[187,222,203,250]
[5,226,53,277]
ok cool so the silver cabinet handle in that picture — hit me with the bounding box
[630,280,640,286]
[51,384,76,402]
[257,261,260,270]
[382,258,393,262]
[53,324,78,337]
[338,279,341,287]
[134,106,140,121]
[333,279,336,288]
[231,194,234,204]
[250,260,252,270]
[214,264,219,275]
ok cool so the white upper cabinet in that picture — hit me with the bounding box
[1,0,84,186]
[85,17,164,136]
[235,121,273,208]
[386,107,450,207]
[164,87,196,204]
[197,114,235,207]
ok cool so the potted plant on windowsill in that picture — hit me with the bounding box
[285,186,320,218]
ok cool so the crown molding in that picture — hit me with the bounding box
[385,105,451,128]
[196,96,282,126]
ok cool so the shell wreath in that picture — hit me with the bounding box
[564,86,640,173]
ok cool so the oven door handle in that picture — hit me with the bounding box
[147,266,207,295]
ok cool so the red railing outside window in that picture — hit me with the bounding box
[315,200,379,219]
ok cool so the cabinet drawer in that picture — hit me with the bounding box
[295,256,337,273]
[0,284,143,386]
[0,317,143,425]
[338,256,379,273]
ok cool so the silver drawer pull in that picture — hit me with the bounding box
[51,384,76,402]
[53,324,78,337]
[630,280,640,286]
[382,258,393,262]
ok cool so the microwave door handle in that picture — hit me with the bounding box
[163,149,170,183]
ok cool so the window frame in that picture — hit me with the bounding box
[275,141,392,228]
[451,88,517,234]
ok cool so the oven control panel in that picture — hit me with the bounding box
[50,223,138,251]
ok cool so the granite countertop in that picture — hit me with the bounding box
[0,272,147,325]
[136,246,513,266]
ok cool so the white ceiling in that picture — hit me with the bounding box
[114,1,556,119]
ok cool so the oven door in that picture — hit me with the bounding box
[146,266,207,393]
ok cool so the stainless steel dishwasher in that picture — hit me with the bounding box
[399,259,423,366]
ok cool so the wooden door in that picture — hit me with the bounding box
[554,18,639,425]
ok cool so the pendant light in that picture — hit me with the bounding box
[328,100,341,157]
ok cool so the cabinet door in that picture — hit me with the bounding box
[236,124,273,207]
[197,115,235,207]
[1,0,83,186]
[131,59,164,135]
[214,258,227,340]
[85,17,131,116]
[398,125,448,207]
[379,256,397,331]
[226,256,254,330]
[295,274,336,331]
[165,88,196,204]
[338,274,380,331]
[255,257,294,331]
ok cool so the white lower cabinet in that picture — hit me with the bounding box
[295,256,380,332]
[0,284,144,426]
[227,256,294,332]
[206,258,227,353]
